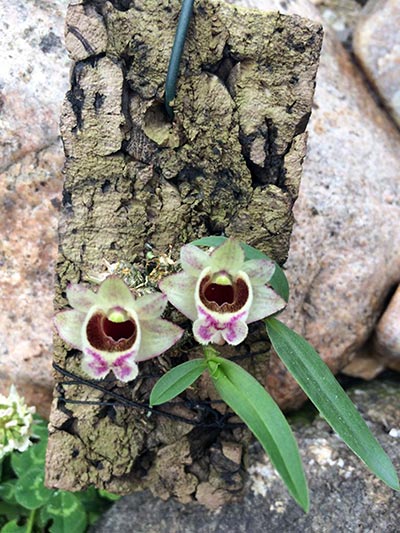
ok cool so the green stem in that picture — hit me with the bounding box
[202,346,220,361]
[26,508,36,533]
[164,0,195,119]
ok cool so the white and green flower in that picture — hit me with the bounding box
[0,385,35,459]
[160,239,286,346]
[54,276,183,382]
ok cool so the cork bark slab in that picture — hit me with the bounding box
[46,0,322,506]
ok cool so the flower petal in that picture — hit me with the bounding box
[66,284,97,312]
[241,259,276,286]
[96,276,134,309]
[131,292,167,320]
[221,319,248,346]
[193,317,223,345]
[112,354,139,382]
[81,348,110,379]
[192,308,249,346]
[54,310,84,349]
[247,285,286,324]
[136,319,183,361]
[210,239,244,274]
[159,272,197,321]
[180,244,210,276]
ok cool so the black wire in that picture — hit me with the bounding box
[53,363,243,429]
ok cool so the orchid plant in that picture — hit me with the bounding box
[54,236,399,512]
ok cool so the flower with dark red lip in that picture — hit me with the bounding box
[160,239,286,346]
[54,276,183,382]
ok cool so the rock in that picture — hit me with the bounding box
[374,285,400,371]
[0,0,70,171]
[0,144,64,418]
[231,0,400,409]
[342,348,385,380]
[310,0,362,44]
[92,379,400,532]
[0,0,68,416]
[353,0,400,128]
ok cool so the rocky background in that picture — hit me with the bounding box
[0,0,399,529]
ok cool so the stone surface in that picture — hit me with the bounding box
[92,379,400,532]
[0,145,64,418]
[0,0,70,171]
[0,0,69,416]
[310,0,361,44]
[232,0,400,409]
[353,0,400,128]
[374,285,400,372]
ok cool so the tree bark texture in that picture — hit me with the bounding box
[46,0,322,506]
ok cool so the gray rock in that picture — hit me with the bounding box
[0,0,70,171]
[353,0,400,127]
[92,379,400,533]
[311,0,362,44]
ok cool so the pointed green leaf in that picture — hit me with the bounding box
[190,236,227,248]
[190,236,289,301]
[208,356,309,511]
[150,359,207,406]
[265,317,400,491]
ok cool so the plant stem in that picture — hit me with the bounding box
[164,0,195,119]
[202,346,220,361]
[26,508,36,533]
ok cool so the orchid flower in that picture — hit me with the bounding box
[54,276,183,382]
[160,239,286,346]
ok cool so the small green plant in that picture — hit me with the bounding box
[149,236,399,511]
[0,410,118,533]
[54,236,399,512]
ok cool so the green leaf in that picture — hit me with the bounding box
[11,443,45,479]
[190,236,289,301]
[190,236,227,248]
[98,489,121,501]
[41,492,87,533]
[0,519,28,533]
[265,317,400,491]
[15,467,52,510]
[208,356,309,511]
[0,480,18,504]
[31,415,49,442]
[0,501,27,521]
[150,359,207,406]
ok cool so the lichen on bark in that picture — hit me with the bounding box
[46,0,322,506]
